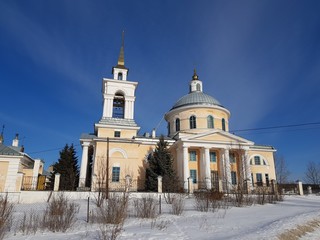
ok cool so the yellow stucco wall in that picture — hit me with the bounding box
[94,141,155,181]
[22,168,33,177]
[248,150,276,183]
[97,127,137,138]
[166,107,230,136]
[0,161,9,192]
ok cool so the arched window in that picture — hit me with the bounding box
[190,115,196,129]
[196,83,201,91]
[118,72,123,80]
[113,93,125,118]
[222,118,226,131]
[175,118,180,132]
[207,115,214,128]
[250,155,268,165]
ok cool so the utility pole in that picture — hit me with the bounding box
[106,137,109,199]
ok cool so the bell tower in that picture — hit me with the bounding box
[95,32,140,138]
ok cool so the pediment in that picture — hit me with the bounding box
[179,130,254,145]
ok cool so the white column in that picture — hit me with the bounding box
[108,98,113,117]
[183,146,189,190]
[79,142,90,188]
[131,98,135,119]
[204,148,212,189]
[125,97,135,119]
[243,150,252,190]
[102,97,108,118]
[176,147,183,182]
[224,149,232,192]
[200,148,206,182]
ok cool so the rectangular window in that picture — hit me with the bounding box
[210,152,217,162]
[112,167,120,182]
[265,174,269,187]
[254,156,261,165]
[189,151,197,161]
[231,171,237,185]
[211,170,219,182]
[256,173,262,186]
[190,169,197,183]
[114,131,121,137]
[229,153,236,163]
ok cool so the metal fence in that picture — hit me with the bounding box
[21,176,48,191]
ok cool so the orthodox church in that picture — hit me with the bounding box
[79,39,276,192]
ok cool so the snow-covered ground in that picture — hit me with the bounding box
[5,194,320,240]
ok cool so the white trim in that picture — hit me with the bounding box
[249,154,269,166]
[165,104,231,120]
[110,148,128,159]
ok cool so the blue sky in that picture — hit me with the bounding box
[0,0,319,181]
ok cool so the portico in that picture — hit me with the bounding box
[173,133,253,192]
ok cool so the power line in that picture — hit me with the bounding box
[28,122,320,155]
[230,122,320,133]
[29,143,81,155]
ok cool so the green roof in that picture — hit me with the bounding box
[171,92,222,110]
[0,144,23,156]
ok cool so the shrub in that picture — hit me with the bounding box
[98,224,123,240]
[194,190,224,212]
[133,195,157,218]
[94,193,128,225]
[171,194,185,215]
[42,193,79,232]
[0,194,14,240]
[19,210,41,235]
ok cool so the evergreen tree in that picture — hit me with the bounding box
[145,135,178,192]
[50,144,80,191]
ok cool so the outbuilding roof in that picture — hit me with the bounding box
[0,144,23,156]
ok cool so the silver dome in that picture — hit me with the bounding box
[171,91,222,110]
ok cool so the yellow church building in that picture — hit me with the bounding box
[79,40,276,192]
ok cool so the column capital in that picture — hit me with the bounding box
[81,142,91,147]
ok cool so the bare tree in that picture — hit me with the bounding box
[304,161,320,184]
[94,157,108,207]
[232,147,252,206]
[275,154,290,184]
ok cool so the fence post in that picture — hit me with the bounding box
[157,176,163,193]
[297,181,304,195]
[271,180,277,195]
[87,196,90,223]
[54,173,60,191]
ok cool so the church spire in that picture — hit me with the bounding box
[112,31,129,80]
[117,31,125,67]
[192,69,199,80]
